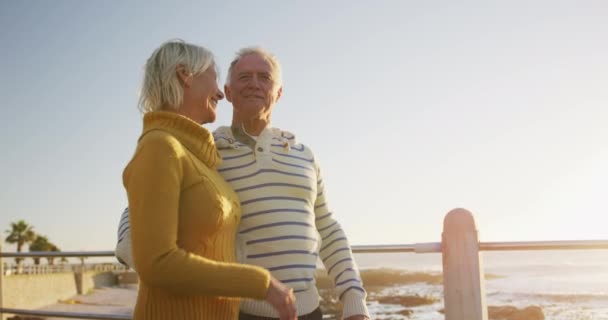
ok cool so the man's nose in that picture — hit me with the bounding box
[248,75,261,89]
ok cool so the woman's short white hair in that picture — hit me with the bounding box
[226,47,282,87]
[139,39,216,113]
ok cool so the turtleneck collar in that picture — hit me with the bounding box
[141,111,221,169]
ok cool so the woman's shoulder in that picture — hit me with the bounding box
[137,129,185,154]
[122,131,190,174]
[123,130,187,186]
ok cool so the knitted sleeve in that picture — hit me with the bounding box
[312,161,370,319]
[123,132,270,299]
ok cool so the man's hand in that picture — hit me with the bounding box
[265,276,297,320]
[345,315,369,320]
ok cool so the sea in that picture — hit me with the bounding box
[353,249,608,320]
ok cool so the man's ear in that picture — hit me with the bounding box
[224,84,233,102]
[275,86,283,102]
[176,65,191,87]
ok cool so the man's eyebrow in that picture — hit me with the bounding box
[237,71,272,76]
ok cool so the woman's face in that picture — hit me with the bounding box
[181,67,224,124]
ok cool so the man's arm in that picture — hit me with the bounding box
[115,207,133,268]
[313,163,370,320]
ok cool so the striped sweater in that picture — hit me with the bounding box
[213,126,368,319]
[116,125,369,319]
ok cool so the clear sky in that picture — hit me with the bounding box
[1,1,607,252]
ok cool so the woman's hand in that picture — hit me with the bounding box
[265,276,297,320]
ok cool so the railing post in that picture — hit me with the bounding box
[0,243,5,320]
[74,257,86,294]
[442,208,488,320]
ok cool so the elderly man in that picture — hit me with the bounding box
[117,47,369,320]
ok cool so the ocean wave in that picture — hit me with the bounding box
[314,266,608,319]
[508,292,608,303]
[316,268,444,289]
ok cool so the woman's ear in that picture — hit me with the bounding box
[176,65,191,88]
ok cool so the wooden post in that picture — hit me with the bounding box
[74,257,85,294]
[442,208,488,320]
[0,243,6,320]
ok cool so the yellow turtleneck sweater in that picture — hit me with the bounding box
[123,111,271,320]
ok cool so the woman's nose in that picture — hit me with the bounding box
[216,90,225,100]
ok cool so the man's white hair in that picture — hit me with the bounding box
[225,47,282,87]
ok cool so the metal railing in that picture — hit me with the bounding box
[1,251,116,258]
[0,308,131,320]
[351,240,608,254]
[2,209,608,320]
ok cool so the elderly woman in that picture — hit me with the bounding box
[123,39,296,320]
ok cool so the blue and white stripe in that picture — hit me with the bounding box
[213,125,367,317]
[117,207,130,243]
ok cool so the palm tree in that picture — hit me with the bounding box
[29,235,50,265]
[28,235,61,265]
[47,244,60,265]
[5,220,37,265]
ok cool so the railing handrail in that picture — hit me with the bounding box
[0,251,116,258]
[2,240,608,259]
[0,307,131,320]
[480,240,608,251]
[352,240,608,253]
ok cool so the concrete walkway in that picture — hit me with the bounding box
[39,285,136,319]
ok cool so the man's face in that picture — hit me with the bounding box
[225,53,282,122]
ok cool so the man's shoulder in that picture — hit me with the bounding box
[212,126,234,140]
[269,127,297,143]
[269,127,313,150]
[267,127,321,163]
[213,126,236,151]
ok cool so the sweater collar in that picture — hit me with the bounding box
[141,111,221,168]
[231,124,259,149]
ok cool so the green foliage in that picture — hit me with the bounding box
[4,221,61,265]
[29,234,61,265]
[4,220,37,264]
